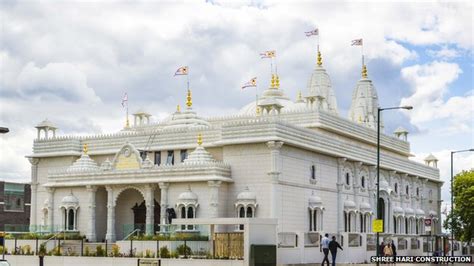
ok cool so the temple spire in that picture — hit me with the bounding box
[197,133,203,146]
[362,64,368,79]
[317,51,322,66]
[186,89,192,108]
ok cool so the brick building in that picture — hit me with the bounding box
[0,181,31,232]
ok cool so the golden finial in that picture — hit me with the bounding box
[125,117,130,128]
[270,74,276,88]
[297,91,303,101]
[186,89,192,108]
[317,51,322,66]
[83,143,88,154]
[197,133,203,146]
[362,65,368,78]
[176,104,181,113]
[275,75,280,88]
[256,106,261,115]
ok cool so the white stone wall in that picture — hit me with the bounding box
[222,144,271,219]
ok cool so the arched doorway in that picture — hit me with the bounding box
[115,187,160,239]
[378,197,385,232]
[115,188,145,239]
[131,200,161,233]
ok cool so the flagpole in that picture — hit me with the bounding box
[255,85,258,116]
[186,71,190,90]
[361,42,364,67]
[126,94,129,128]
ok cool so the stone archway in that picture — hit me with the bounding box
[115,188,146,240]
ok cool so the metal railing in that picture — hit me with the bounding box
[123,228,141,241]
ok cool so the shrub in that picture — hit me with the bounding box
[176,244,192,256]
[22,245,32,255]
[0,246,7,254]
[53,246,62,256]
[159,246,170,258]
[96,245,105,257]
[111,244,120,257]
[84,246,90,256]
[145,249,153,258]
[38,244,46,256]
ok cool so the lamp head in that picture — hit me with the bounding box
[402,106,413,110]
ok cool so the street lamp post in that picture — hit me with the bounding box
[450,148,474,256]
[376,106,412,260]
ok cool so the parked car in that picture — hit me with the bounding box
[0,259,10,266]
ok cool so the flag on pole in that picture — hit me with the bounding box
[260,50,276,59]
[121,92,128,108]
[174,66,189,76]
[351,38,363,46]
[305,28,319,37]
[241,77,257,89]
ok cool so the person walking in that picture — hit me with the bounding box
[329,236,343,266]
[383,242,393,257]
[379,241,386,257]
[391,240,397,262]
[321,233,330,266]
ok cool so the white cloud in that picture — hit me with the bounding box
[15,62,101,103]
[400,61,471,132]
[0,0,472,183]
[427,46,461,60]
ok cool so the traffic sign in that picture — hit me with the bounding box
[373,219,383,233]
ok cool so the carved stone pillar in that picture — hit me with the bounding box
[105,186,116,242]
[337,158,347,233]
[266,141,283,218]
[368,166,377,215]
[46,187,55,233]
[86,185,97,242]
[159,182,169,227]
[208,181,222,218]
[28,157,40,232]
[145,184,155,236]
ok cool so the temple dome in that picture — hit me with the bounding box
[348,65,381,130]
[308,195,322,205]
[305,53,339,115]
[67,154,99,173]
[344,200,356,208]
[183,145,215,164]
[393,206,404,214]
[163,109,210,130]
[178,188,198,201]
[237,187,257,201]
[61,193,79,205]
[35,119,57,129]
[360,202,371,211]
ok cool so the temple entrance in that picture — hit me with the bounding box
[378,197,385,232]
[115,188,145,240]
[132,200,161,233]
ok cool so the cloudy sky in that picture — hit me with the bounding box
[0,0,472,215]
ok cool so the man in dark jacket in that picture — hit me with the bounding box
[329,236,343,266]
[391,240,397,260]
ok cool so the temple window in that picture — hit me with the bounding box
[166,150,174,165]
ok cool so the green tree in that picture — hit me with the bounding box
[444,170,474,242]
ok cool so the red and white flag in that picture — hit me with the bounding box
[260,50,276,59]
[241,77,257,89]
[351,38,363,46]
[305,28,319,37]
[121,92,128,108]
[174,66,189,76]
